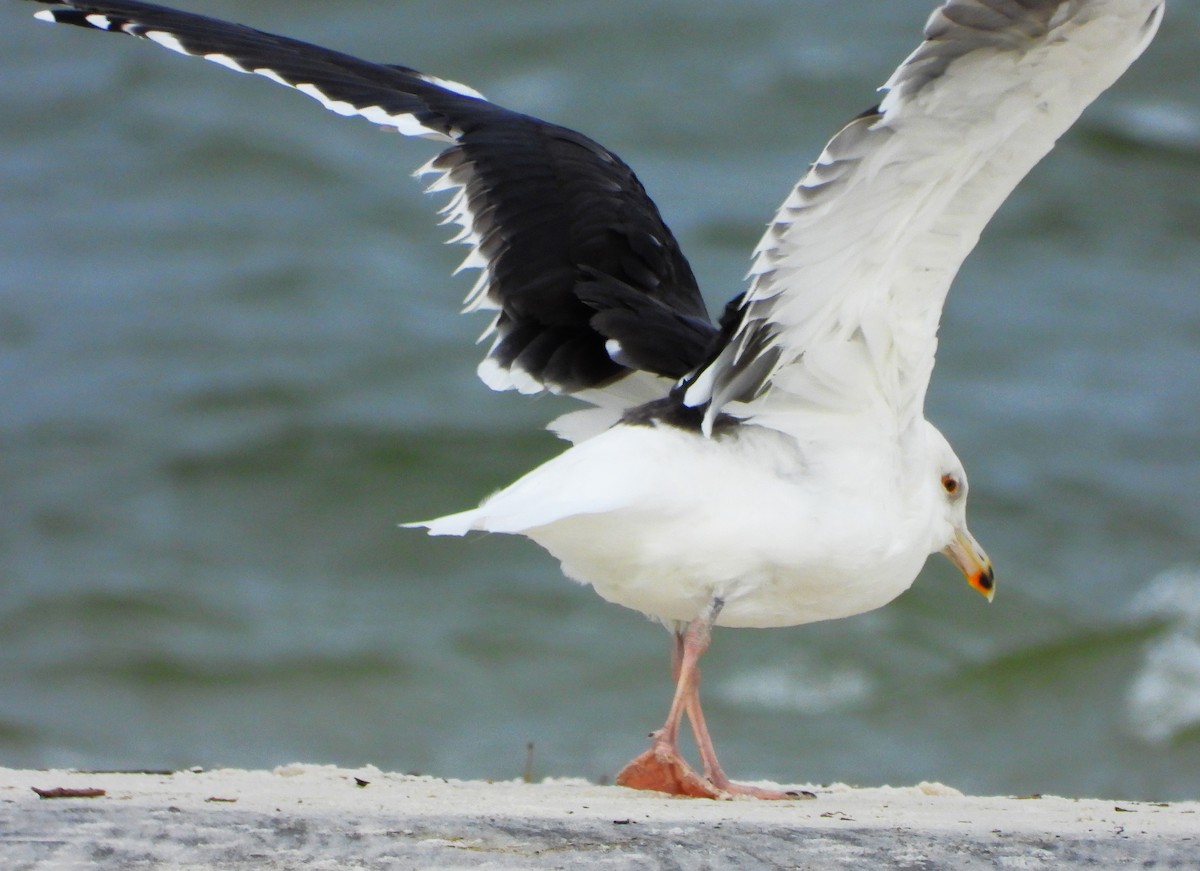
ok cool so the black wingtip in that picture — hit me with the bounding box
[33,7,113,30]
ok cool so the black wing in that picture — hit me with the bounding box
[28,0,716,397]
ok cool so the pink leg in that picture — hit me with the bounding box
[615,610,722,798]
[684,689,813,800]
[617,599,814,800]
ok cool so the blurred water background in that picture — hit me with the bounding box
[2,0,1198,801]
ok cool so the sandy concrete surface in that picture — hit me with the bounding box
[2,764,1197,869]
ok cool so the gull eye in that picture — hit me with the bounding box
[941,474,960,496]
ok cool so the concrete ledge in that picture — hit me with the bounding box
[2,765,1196,869]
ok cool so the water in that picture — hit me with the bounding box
[2,0,1199,800]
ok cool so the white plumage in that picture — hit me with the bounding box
[28,0,1163,798]
[412,0,1161,796]
[691,0,1166,435]
[419,0,1164,632]
[423,420,953,629]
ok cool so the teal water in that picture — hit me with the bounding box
[2,0,1199,800]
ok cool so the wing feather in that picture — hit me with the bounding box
[686,0,1165,435]
[29,0,715,410]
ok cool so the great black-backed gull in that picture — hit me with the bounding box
[27,0,1163,798]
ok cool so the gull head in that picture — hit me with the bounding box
[924,423,995,602]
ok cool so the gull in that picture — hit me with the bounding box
[27,0,1164,799]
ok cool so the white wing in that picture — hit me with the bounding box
[686,0,1164,435]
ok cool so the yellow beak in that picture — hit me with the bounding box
[941,527,995,602]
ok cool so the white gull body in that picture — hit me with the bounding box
[28,0,1164,797]
[424,417,956,629]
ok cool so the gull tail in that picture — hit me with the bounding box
[402,509,482,537]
